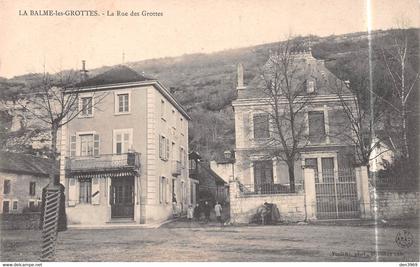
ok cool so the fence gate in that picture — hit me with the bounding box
[314,169,360,219]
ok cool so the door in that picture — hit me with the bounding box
[253,160,273,193]
[110,176,134,218]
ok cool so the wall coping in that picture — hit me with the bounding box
[238,192,304,199]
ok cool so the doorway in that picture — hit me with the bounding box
[110,176,134,218]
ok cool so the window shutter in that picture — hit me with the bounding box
[166,179,170,203]
[91,177,100,205]
[159,135,162,159]
[68,178,77,206]
[70,135,77,157]
[93,134,100,156]
[166,138,170,160]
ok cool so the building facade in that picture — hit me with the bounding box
[60,66,192,225]
[232,50,356,193]
[0,151,53,214]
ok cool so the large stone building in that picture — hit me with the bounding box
[60,65,193,225]
[230,49,366,222]
[232,50,356,190]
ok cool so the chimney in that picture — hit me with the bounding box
[237,63,245,90]
[80,60,89,80]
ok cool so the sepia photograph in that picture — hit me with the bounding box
[0,0,419,264]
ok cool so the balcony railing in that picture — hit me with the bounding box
[65,152,140,173]
[239,182,303,195]
[172,160,182,176]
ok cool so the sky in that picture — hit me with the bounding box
[0,0,419,78]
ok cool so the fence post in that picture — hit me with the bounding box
[355,165,372,219]
[303,167,317,221]
[229,179,239,224]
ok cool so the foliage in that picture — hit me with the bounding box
[0,29,418,163]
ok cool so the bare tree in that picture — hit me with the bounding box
[8,70,108,260]
[331,55,391,170]
[17,71,107,181]
[381,21,419,159]
[256,39,314,192]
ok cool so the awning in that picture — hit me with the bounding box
[67,170,138,179]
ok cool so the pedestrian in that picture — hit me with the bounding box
[193,203,201,221]
[187,204,194,221]
[203,201,211,223]
[214,201,223,225]
[172,194,178,218]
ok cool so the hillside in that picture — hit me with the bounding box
[1,28,419,161]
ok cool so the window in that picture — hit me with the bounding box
[3,201,9,213]
[114,91,131,114]
[161,100,165,119]
[28,200,36,210]
[29,182,36,196]
[307,80,315,93]
[253,113,270,139]
[303,154,337,182]
[172,109,176,127]
[12,201,18,210]
[159,135,169,161]
[118,93,129,113]
[180,147,184,166]
[160,176,167,204]
[114,129,132,154]
[3,180,10,194]
[253,160,273,184]
[308,111,326,143]
[79,179,92,204]
[80,134,94,156]
[80,96,93,116]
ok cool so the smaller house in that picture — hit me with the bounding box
[0,151,56,213]
[210,150,235,183]
[369,134,396,172]
[189,152,228,204]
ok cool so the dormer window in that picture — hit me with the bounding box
[307,80,315,93]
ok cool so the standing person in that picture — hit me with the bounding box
[187,205,194,221]
[172,194,178,218]
[203,201,211,223]
[193,203,201,221]
[214,202,223,225]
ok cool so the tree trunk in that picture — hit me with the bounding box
[49,125,58,186]
[287,163,295,193]
[401,104,409,159]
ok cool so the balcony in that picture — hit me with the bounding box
[65,152,140,174]
[172,160,182,176]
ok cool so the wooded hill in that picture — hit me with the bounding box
[1,28,419,163]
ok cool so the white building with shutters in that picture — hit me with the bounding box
[60,65,193,226]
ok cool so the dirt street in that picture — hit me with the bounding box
[1,220,418,262]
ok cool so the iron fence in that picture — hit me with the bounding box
[314,168,360,219]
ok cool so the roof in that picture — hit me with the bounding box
[76,65,151,87]
[71,65,191,121]
[0,151,58,177]
[188,151,201,160]
[199,162,227,185]
[238,50,353,99]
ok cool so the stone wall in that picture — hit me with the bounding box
[229,180,306,224]
[0,212,41,230]
[371,190,419,219]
